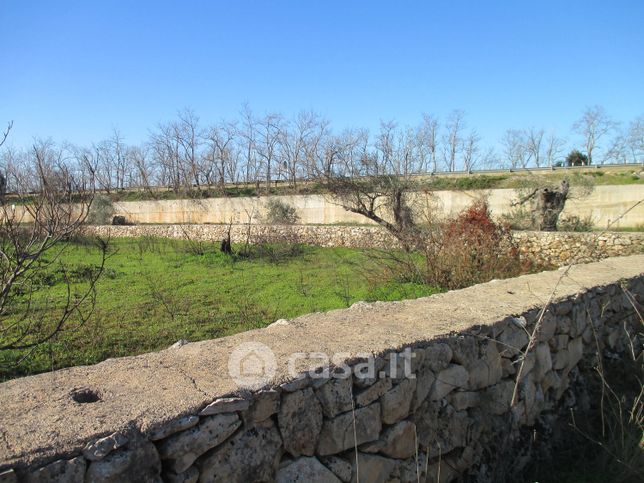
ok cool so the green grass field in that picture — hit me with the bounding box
[0,238,440,380]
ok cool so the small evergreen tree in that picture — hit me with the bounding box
[566,150,590,166]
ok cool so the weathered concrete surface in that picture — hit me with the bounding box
[109,185,644,228]
[0,255,642,470]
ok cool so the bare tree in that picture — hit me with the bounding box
[442,110,466,171]
[255,112,283,193]
[544,132,566,167]
[501,129,529,169]
[626,115,644,163]
[418,114,439,173]
[204,120,237,193]
[0,138,108,363]
[573,105,618,164]
[525,127,544,167]
[462,131,480,172]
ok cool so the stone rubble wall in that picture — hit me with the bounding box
[85,224,644,267]
[0,262,642,482]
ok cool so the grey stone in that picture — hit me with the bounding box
[355,378,392,407]
[534,343,553,380]
[317,403,382,455]
[353,357,386,388]
[501,357,516,377]
[360,421,416,459]
[482,380,514,415]
[449,391,481,411]
[537,312,557,342]
[553,349,569,370]
[320,456,352,482]
[276,457,341,483]
[196,422,283,482]
[280,375,310,392]
[566,336,584,372]
[24,457,86,483]
[200,397,249,416]
[413,403,472,458]
[350,453,396,483]
[412,368,435,410]
[497,319,529,357]
[149,415,199,441]
[246,389,280,423]
[315,377,353,418]
[423,343,453,372]
[85,441,161,483]
[429,364,468,400]
[466,341,502,390]
[158,412,241,473]
[278,387,323,457]
[0,470,16,483]
[381,378,416,424]
[163,466,199,483]
[83,432,128,461]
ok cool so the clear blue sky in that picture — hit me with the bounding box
[1,0,643,150]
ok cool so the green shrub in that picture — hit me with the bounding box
[87,195,115,225]
[263,199,299,225]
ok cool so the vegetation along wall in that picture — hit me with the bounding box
[0,255,642,482]
[87,224,644,267]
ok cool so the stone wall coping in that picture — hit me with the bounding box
[0,255,642,469]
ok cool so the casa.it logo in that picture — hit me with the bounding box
[228,342,277,389]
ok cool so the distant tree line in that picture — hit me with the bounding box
[1,105,642,195]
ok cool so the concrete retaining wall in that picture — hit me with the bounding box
[86,224,644,267]
[0,255,642,482]
[108,185,644,228]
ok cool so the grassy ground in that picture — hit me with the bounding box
[0,238,440,380]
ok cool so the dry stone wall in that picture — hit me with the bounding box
[0,256,642,482]
[85,224,643,267]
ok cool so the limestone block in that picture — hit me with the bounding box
[381,378,417,424]
[423,343,453,373]
[158,413,241,473]
[497,319,529,357]
[149,415,199,441]
[83,432,128,461]
[0,470,16,483]
[429,364,468,400]
[449,391,481,411]
[315,377,354,418]
[276,457,341,483]
[355,378,392,408]
[24,457,86,483]
[245,389,280,423]
[163,466,199,483]
[566,337,584,373]
[467,342,502,390]
[200,397,249,416]
[482,380,514,415]
[320,456,352,482]
[359,421,416,459]
[278,387,323,457]
[196,422,282,483]
[85,441,161,483]
[537,312,557,342]
[317,403,382,455]
[350,453,396,483]
[534,343,553,380]
[412,367,436,411]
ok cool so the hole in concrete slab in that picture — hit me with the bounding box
[70,388,101,404]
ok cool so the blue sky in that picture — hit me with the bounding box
[1,0,643,150]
